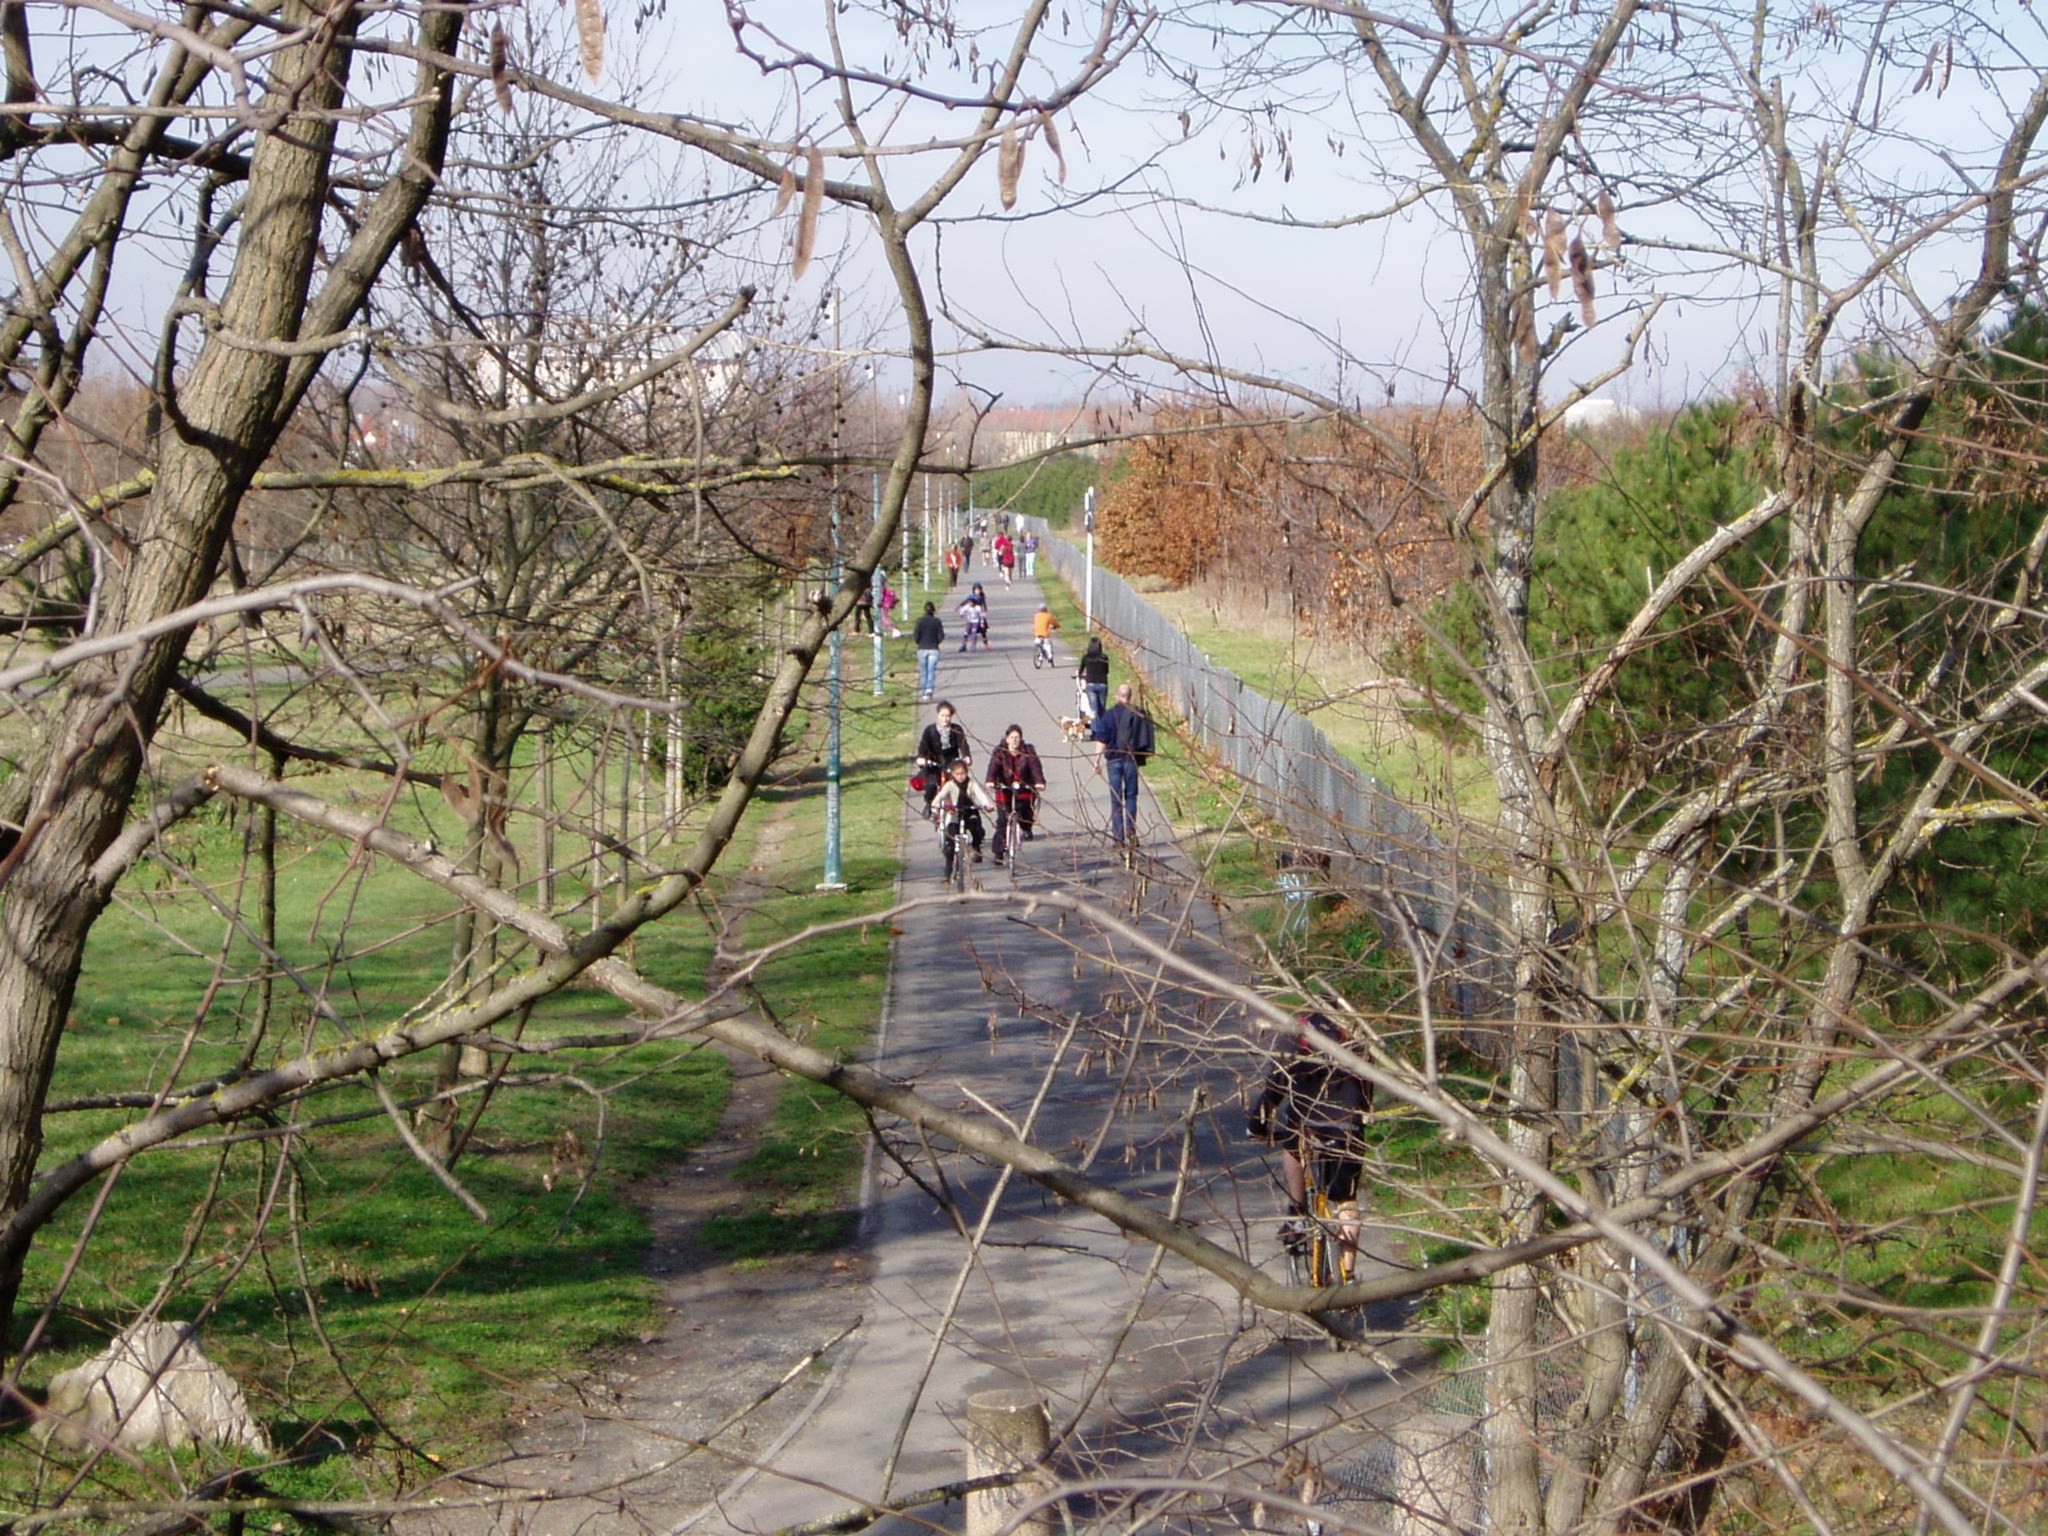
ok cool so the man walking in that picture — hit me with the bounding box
[913,601,945,700]
[1090,682,1153,848]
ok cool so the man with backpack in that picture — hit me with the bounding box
[1090,681,1155,847]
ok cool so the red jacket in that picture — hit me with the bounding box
[986,741,1045,793]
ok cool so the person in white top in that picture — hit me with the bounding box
[928,758,997,862]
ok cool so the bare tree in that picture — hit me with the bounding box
[10,3,2048,1534]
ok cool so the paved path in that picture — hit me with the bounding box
[688,567,1428,1536]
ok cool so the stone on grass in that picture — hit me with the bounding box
[41,1320,271,1456]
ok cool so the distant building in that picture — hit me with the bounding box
[466,323,743,416]
[945,402,1127,467]
[1558,397,1646,433]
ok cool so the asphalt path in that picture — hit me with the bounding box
[687,567,1430,1536]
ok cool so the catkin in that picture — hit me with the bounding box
[1597,189,1620,250]
[574,0,604,81]
[998,122,1023,209]
[489,23,511,112]
[1042,111,1066,184]
[1569,235,1595,326]
[793,144,824,281]
[1543,208,1566,300]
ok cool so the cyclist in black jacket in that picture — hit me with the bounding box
[914,701,973,816]
[1248,1011,1372,1277]
[985,723,1047,855]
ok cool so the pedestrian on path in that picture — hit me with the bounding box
[1077,636,1110,720]
[956,594,988,651]
[945,544,962,588]
[1021,530,1039,577]
[913,602,944,699]
[1090,682,1155,846]
[880,581,901,636]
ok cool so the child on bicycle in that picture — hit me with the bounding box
[1031,604,1059,664]
[1247,1010,1372,1280]
[929,758,995,863]
[985,723,1046,857]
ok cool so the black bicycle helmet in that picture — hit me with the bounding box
[1296,1010,1348,1051]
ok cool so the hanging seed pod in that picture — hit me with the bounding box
[1569,235,1595,326]
[998,121,1023,209]
[574,0,604,81]
[1042,111,1067,184]
[793,144,823,280]
[773,160,797,217]
[1514,295,1537,366]
[1597,188,1621,249]
[489,23,512,112]
[1543,208,1567,298]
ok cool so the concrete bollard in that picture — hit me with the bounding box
[964,1389,1055,1536]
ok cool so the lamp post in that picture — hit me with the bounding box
[863,364,882,695]
[1083,484,1097,631]
[871,470,885,696]
[898,391,910,608]
[819,289,846,893]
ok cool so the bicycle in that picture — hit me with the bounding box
[937,807,972,888]
[1283,1142,1357,1291]
[1032,634,1055,669]
[992,783,1036,868]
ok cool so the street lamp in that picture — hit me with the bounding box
[1083,484,1097,631]
[867,363,884,696]
[819,289,847,892]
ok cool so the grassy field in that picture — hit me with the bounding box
[2,634,921,1515]
[700,645,918,1263]
[12,826,738,1517]
[1142,581,1499,824]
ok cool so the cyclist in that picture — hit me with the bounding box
[929,758,995,864]
[1031,604,1059,665]
[914,701,973,816]
[986,723,1047,857]
[1247,1010,1372,1280]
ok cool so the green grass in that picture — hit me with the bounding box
[1143,585,1498,822]
[697,651,916,1264]
[6,728,767,1523]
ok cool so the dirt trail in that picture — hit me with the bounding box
[405,809,872,1536]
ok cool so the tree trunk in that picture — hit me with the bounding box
[0,0,463,1359]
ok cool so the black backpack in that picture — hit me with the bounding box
[1118,707,1156,766]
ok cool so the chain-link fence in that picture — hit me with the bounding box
[1024,519,1506,1026]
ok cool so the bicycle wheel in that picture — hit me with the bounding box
[949,825,968,889]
